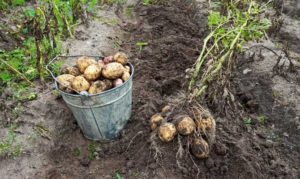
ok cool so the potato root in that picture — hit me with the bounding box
[176,116,196,135]
[190,138,210,159]
[76,56,97,73]
[84,64,102,81]
[102,62,124,79]
[114,52,128,65]
[88,81,107,94]
[158,122,177,142]
[150,113,164,130]
[122,71,130,82]
[71,76,90,92]
[57,74,75,92]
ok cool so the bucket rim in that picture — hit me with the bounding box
[55,62,134,97]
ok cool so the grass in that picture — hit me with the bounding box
[243,118,252,127]
[0,124,22,158]
[136,41,148,52]
[88,142,101,160]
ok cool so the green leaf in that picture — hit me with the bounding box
[115,171,122,179]
[12,0,25,6]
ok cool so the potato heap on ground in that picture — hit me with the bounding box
[149,105,215,159]
[56,52,131,94]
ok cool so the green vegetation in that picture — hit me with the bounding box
[0,124,22,158]
[0,0,97,89]
[136,41,148,52]
[115,171,122,179]
[258,115,267,124]
[243,118,252,127]
[189,0,271,98]
[88,141,100,160]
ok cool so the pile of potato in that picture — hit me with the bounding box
[150,106,216,159]
[56,52,131,95]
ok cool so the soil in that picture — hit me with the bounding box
[0,0,299,179]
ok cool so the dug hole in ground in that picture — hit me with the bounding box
[0,0,300,178]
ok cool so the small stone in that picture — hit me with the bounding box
[283,132,289,137]
[243,68,252,74]
[149,163,156,170]
[80,159,90,167]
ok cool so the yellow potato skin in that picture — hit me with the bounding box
[114,52,128,65]
[191,138,209,159]
[71,76,90,92]
[158,123,177,142]
[57,74,75,91]
[76,56,97,73]
[177,116,196,135]
[102,62,125,79]
[84,64,102,81]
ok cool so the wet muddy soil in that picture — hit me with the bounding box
[0,0,299,179]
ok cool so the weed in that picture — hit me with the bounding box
[113,37,122,49]
[136,41,148,52]
[0,124,22,158]
[258,115,267,124]
[115,171,122,179]
[126,6,134,17]
[88,142,100,160]
[143,0,151,6]
[73,147,82,156]
[243,118,252,126]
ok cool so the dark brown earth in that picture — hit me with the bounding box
[0,0,299,179]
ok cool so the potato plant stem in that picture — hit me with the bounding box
[192,0,254,97]
[0,59,35,87]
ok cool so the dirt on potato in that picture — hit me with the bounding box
[0,0,299,179]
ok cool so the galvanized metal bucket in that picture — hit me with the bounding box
[46,55,134,140]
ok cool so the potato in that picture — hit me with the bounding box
[60,66,81,76]
[190,138,210,159]
[97,60,105,68]
[71,76,90,92]
[84,64,102,81]
[76,56,97,73]
[113,78,123,87]
[103,56,114,64]
[176,116,196,135]
[150,113,163,130]
[57,74,75,92]
[102,62,124,79]
[195,117,215,133]
[158,122,177,142]
[88,81,107,94]
[161,105,172,116]
[114,52,128,65]
[124,65,130,73]
[103,79,113,90]
[122,71,130,82]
